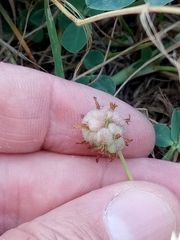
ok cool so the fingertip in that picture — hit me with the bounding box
[104,181,180,240]
[122,108,155,157]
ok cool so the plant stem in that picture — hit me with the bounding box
[156,13,164,24]
[111,62,177,86]
[118,151,133,181]
[162,144,177,161]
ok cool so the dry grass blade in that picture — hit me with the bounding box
[50,2,180,27]
[140,6,180,81]
[114,39,180,96]
[0,3,37,66]
[75,5,180,26]
[8,0,16,21]
[50,0,78,23]
[0,39,46,71]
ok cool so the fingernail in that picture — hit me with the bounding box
[104,189,176,240]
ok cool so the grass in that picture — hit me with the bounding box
[0,0,180,160]
[44,0,64,77]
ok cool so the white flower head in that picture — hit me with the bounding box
[74,97,132,162]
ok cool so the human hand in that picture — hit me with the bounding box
[0,63,179,240]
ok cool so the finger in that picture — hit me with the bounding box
[0,63,154,157]
[1,181,180,240]
[1,152,180,234]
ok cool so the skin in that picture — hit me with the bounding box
[0,63,180,239]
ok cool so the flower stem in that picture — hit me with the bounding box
[162,144,177,161]
[118,151,133,181]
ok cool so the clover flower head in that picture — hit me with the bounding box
[74,97,132,162]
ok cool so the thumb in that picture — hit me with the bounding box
[1,182,180,240]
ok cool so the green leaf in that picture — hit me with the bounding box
[32,29,44,42]
[84,7,103,16]
[58,13,72,31]
[145,0,173,6]
[84,50,104,70]
[68,0,86,13]
[76,76,90,85]
[85,0,135,10]
[62,22,88,53]
[19,9,28,20]
[30,9,45,26]
[171,109,180,143]
[76,75,115,94]
[154,123,173,147]
[132,60,144,69]
[92,75,116,94]
[141,47,152,62]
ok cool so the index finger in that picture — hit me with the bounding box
[0,63,155,157]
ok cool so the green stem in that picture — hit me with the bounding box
[118,151,133,181]
[111,41,176,86]
[156,13,164,24]
[111,62,177,86]
[162,144,177,161]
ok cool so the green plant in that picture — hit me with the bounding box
[85,0,173,10]
[48,0,180,95]
[1,0,179,95]
[44,0,64,77]
[154,109,180,161]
